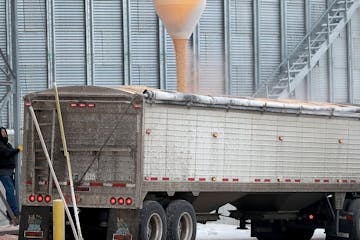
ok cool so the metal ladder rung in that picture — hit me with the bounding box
[292,62,307,66]
[331,8,347,12]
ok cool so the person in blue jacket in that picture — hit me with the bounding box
[0,127,22,219]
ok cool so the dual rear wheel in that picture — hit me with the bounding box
[139,200,196,240]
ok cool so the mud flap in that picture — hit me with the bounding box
[19,206,51,240]
[106,209,139,240]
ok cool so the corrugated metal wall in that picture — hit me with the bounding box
[129,0,159,88]
[259,0,281,85]
[198,0,225,95]
[1,0,360,127]
[332,29,348,103]
[352,9,360,104]
[286,0,305,53]
[93,0,124,86]
[310,0,329,102]
[230,0,254,96]
[54,0,86,86]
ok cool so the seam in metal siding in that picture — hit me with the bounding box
[93,0,124,86]
[129,0,159,88]
[310,0,329,102]
[286,0,305,53]
[230,0,254,96]
[54,0,86,85]
[199,0,225,95]
[333,29,348,103]
[259,0,281,85]
[352,9,360,104]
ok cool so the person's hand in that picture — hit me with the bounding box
[17,144,23,152]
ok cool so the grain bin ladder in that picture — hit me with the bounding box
[254,0,360,99]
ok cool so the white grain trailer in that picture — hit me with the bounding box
[19,86,360,240]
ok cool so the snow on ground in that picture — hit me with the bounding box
[196,223,326,240]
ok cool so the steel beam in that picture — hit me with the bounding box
[122,0,131,86]
[327,0,334,103]
[253,0,260,91]
[193,26,200,93]
[9,0,21,212]
[346,21,353,103]
[85,0,94,86]
[158,20,167,90]
[224,0,231,95]
[280,0,287,61]
[305,0,312,101]
[46,0,55,88]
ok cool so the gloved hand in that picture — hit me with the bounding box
[17,144,23,152]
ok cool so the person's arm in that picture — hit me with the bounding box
[0,144,19,158]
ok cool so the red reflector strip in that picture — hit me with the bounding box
[222,178,229,182]
[79,103,86,108]
[24,230,44,238]
[264,179,271,183]
[315,179,321,183]
[70,103,78,107]
[342,180,348,183]
[285,179,291,182]
[233,178,239,182]
[295,179,301,183]
[75,187,90,192]
[113,234,132,240]
[150,177,158,181]
[255,179,261,182]
[26,180,32,185]
[25,102,31,107]
[351,180,356,183]
[324,179,329,183]
[346,215,353,221]
[88,103,95,108]
[199,178,206,182]
[133,104,141,109]
[112,183,127,188]
[90,182,103,187]
[188,178,195,181]
[162,177,169,181]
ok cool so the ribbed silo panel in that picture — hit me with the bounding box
[310,0,328,102]
[333,29,348,103]
[129,0,159,88]
[230,0,254,96]
[54,0,86,86]
[259,0,281,85]
[93,0,124,86]
[199,0,225,95]
[286,0,305,53]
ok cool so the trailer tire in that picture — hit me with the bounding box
[139,201,167,240]
[166,200,197,240]
[348,199,360,240]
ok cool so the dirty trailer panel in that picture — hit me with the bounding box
[20,86,360,240]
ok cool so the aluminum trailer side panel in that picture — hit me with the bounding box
[143,103,360,187]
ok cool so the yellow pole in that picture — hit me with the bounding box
[53,199,65,240]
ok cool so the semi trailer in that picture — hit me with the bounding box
[19,86,360,240]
